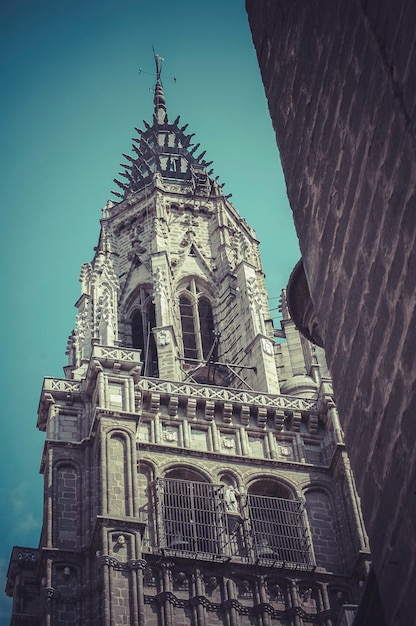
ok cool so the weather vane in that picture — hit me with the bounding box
[138,48,176,85]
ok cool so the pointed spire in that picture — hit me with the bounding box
[110,57,223,201]
[153,47,166,124]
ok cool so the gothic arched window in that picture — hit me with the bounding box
[247,480,313,567]
[156,470,227,557]
[131,299,158,377]
[179,281,215,365]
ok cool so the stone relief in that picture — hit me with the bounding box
[153,268,169,302]
[156,329,170,346]
[233,231,252,262]
[262,338,274,355]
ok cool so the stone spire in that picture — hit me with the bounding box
[111,52,220,201]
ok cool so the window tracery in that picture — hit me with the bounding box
[179,279,216,367]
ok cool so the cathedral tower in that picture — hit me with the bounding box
[6,56,370,626]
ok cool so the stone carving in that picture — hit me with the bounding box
[156,329,170,346]
[164,429,178,442]
[247,276,263,309]
[154,217,168,239]
[175,571,189,590]
[182,214,199,229]
[223,436,235,449]
[153,268,168,302]
[127,192,137,206]
[262,338,274,355]
[98,289,116,346]
[247,276,265,334]
[233,231,251,262]
[224,485,240,511]
[238,579,252,597]
[79,263,92,295]
[137,378,318,412]
[101,200,114,218]
[144,568,157,587]
[268,582,283,603]
[153,171,164,189]
[205,576,218,589]
[75,299,92,362]
[97,555,147,571]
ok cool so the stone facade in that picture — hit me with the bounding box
[246,1,416,624]
[7,59,370,625]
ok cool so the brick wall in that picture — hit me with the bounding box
[246,1,416,623]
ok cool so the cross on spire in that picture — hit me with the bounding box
[153,46,164,82]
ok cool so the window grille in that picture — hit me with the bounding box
[247,494,313,568]
[155,479,229,560]
[153,480,312,568]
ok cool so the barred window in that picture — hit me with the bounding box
[247,484,313,568]
[155,478,228,560]
[152,477,313,567]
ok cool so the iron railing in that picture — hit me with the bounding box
[156,479,229,559]
[247,493,312,567]
[154,479,313,567]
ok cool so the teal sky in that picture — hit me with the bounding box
[0,0,299,620]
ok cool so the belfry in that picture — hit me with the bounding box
[6,55,370,626]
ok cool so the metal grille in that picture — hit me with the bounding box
[247,494,312,567]
[156,479,228,558]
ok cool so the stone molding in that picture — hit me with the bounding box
[97,555,147,571]
[145,591,335,622]
[137,378,317,411]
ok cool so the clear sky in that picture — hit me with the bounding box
[0,0,300,620]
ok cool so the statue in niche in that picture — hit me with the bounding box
[174,571,189,590]
[224,485,240,512]
[247,275,265,334]
[238,579,252,598]
[155,217,168,239]
[153,171,164,189]
[270,583,283,603]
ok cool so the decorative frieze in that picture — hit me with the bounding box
[97,555,147,571]
[137,378,317,411]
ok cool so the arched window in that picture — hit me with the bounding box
[247,480,313,567]
[131,299,158,377]
[179,281,215,365]
[155,470,228,557]
[179,295,198,362]
[199,296,215,359]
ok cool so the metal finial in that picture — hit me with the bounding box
[153,46,164,81]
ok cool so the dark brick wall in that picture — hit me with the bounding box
[246,1,416,624]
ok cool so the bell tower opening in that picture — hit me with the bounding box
[131,297,158,377]
[179,279,218,384]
